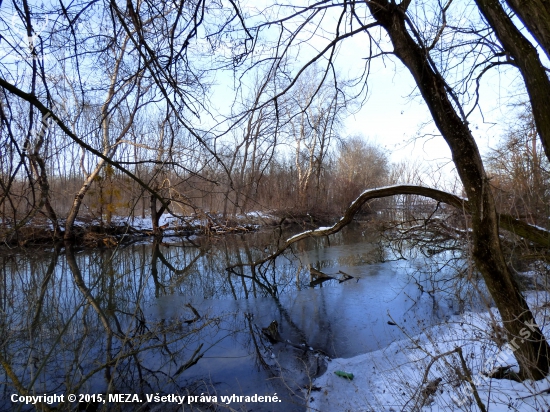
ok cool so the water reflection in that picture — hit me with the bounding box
[0,224,480,411]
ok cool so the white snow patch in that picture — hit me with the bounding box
[308,292,550,411]
[245,211,276,219]
[315,226,332,231]
[286,225,337,243]
[530,224,550,233]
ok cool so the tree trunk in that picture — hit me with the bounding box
[64,36,130,240]
[64,159,107,240]
[367,0,549,379]
[504,0,550,60]
[29,116,61,237]
[150,194,170,237]
[474,0,550,164]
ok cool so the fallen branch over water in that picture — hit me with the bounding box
[234,185,550,270]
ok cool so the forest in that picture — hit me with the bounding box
[1,0,550,410]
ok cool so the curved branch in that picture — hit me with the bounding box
[284,184,468,243]
[243,184,549,268]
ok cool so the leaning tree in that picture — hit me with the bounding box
[237,0,550,379]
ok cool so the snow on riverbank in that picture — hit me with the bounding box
[308,292,550,411]
[105,211,274,236]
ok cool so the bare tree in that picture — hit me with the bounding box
[486,107,550,228]
[474,0,550,162]
[366,0,550,378]
[335,135,389,207]
[238,0,550,378]
[221,70,282,217]
[0,0,252,244]
[63,34,149,240]
[287,67,345,210]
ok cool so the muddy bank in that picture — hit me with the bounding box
[1,210,367,249]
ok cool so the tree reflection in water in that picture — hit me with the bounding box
[0,226,389,411]
[0,238,226,411]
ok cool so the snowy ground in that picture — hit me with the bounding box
[307,291,550,412]
[96,211,274,236]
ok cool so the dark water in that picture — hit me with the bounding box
[0,223,482,411]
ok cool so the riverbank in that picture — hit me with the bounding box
[0,210,345,249]
[307,289,550,411]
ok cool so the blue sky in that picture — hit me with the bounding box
[207,1,528,186]
[2,0,532,186]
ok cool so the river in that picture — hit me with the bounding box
[0,223,484,411]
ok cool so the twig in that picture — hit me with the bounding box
[183,303,201,324]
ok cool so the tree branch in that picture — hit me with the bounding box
[0,76,171,211]
[238,184,549,269]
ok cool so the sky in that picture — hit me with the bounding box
[208,2,529,187]
[2,0,531,187]
[342,52,518,166]
[308,5,532,186]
